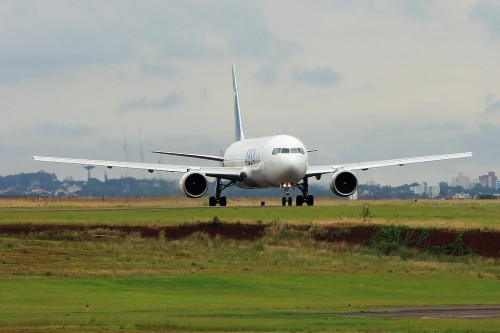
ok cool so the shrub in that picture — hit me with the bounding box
[211,216,221,224]
[425,233,473,256]
[360,205,371,220]
[371,225,403,255]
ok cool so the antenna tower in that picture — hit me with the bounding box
[123,129,130,177]
[139,128,145,162]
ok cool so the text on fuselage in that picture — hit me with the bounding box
[245,148,259,166]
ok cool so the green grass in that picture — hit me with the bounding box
[0,201,499,332]
[1,274,499,332]
[0,225,499,332]
[1,200,500,230]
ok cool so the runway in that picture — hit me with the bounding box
[345,305,500,319]
[0,206,203,213]
[198,305,500,319]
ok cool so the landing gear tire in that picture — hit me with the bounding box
[209,178,235,207]
[287,197,292,206]
[209,196,227,206]
[294,177,314,207]
[282,197,287,206]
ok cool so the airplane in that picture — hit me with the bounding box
[33,65,472,206]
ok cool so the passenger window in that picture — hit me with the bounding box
[272,148,280,155]
[281,148,290,154]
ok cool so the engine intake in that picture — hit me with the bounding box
[330,170,358,197]
[179,172,208,198]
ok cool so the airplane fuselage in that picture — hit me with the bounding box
[223,135,308,189]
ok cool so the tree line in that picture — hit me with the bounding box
[0,171,497,199]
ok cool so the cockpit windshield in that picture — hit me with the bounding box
[272,148,305,155]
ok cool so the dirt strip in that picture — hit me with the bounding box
[0,223,499,257]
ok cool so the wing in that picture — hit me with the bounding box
[306,152,472,176]
[32,156,244,181]
[152,151,224,162]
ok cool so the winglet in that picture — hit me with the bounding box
[232,65,245,141]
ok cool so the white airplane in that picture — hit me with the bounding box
[33,66,472,206]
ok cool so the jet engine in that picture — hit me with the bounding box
[179,172,208,198]
[329,170,358,197]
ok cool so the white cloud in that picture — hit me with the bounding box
[118,92,183,114]
[470,1,500,38]
[0,1,299,82]
[293,67,342,86]
[483,95,500,114]
[34,124,96,136]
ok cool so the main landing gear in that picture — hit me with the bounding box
[281,178,314,206]
[209,178,235,207]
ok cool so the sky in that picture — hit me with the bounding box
[0,0,499,186]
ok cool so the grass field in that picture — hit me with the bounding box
[0,199,499,332]
[1,198,500,230]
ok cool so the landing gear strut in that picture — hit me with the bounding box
[294,177,314,206]
[209,178,235,207]
[281,182,293,206]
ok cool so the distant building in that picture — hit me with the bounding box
[451,172,471,189]
[452,193,472,200]
[349,191,358,200]
[427,185,441,198]
[410,182,440,198]
[479,171,497,189]
[411,184,425,195]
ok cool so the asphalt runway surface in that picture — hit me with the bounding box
[199,306,500,319]
[344,305,500,319]
[0,206,206,213]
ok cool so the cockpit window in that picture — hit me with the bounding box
[273,147,305,155]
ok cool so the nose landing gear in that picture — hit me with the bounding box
[294,177,314,206]
[281,196,293,206]
[281,182,293,206]
[280,178,314,206]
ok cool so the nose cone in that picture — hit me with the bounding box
[280,154,307,183]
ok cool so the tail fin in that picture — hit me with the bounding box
[232,65,245,141]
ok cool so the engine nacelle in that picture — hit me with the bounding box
[329,170,358,197]
[179,172,208,198]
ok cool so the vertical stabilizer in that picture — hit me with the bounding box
[232,65,245,141]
